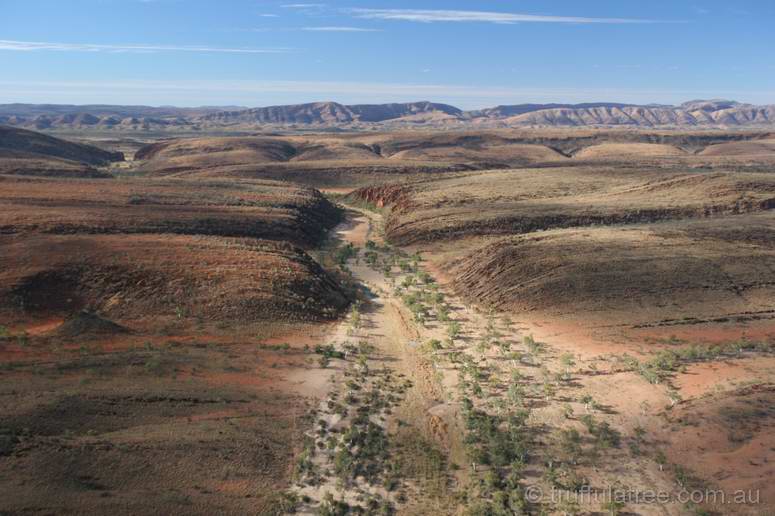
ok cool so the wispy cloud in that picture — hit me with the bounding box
[0,40,292,54]
[348,8,667,24]
[282,3,326,7]
[301,26,381,32]
[226,26,378,34]
[282,3,328,16]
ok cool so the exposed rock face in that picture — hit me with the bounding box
[201,101,462,125]
[347,184,413,210]
[2,100,775,130]
[470,102,637,119]
[349,101,463,122]
[502,103,775,127]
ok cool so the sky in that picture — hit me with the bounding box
[1,0,774,108]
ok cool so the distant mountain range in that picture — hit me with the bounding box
[1,99,774,131]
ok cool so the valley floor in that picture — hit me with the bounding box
[1,199,772,515]
[286,206,775,515]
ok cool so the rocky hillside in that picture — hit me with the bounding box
[201,101,462,125]
[0,125,123,164]
[0,125,123,178]
[493,101,775,127]
[2,99,775,130]
[0,104,238,131]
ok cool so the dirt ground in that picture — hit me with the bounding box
[0,166,351,514]
[0,320,339,514]
[4,127,775,514]
[347,159,775,514]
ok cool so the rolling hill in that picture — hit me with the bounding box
[0,125,124,177]
[0,125,123,164]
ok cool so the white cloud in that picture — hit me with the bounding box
[301,26,381,32]
[348,8,665,24]
[281,3,328,15]
[0,39,291,54]
[282,3,326,8]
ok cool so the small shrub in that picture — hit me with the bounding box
[16,331,29,348]
[424,339,443,352]
[524,335,541,354]
[602,499,625,516]
[447,321,461,340]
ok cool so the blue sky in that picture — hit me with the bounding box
[1,0,773,108]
